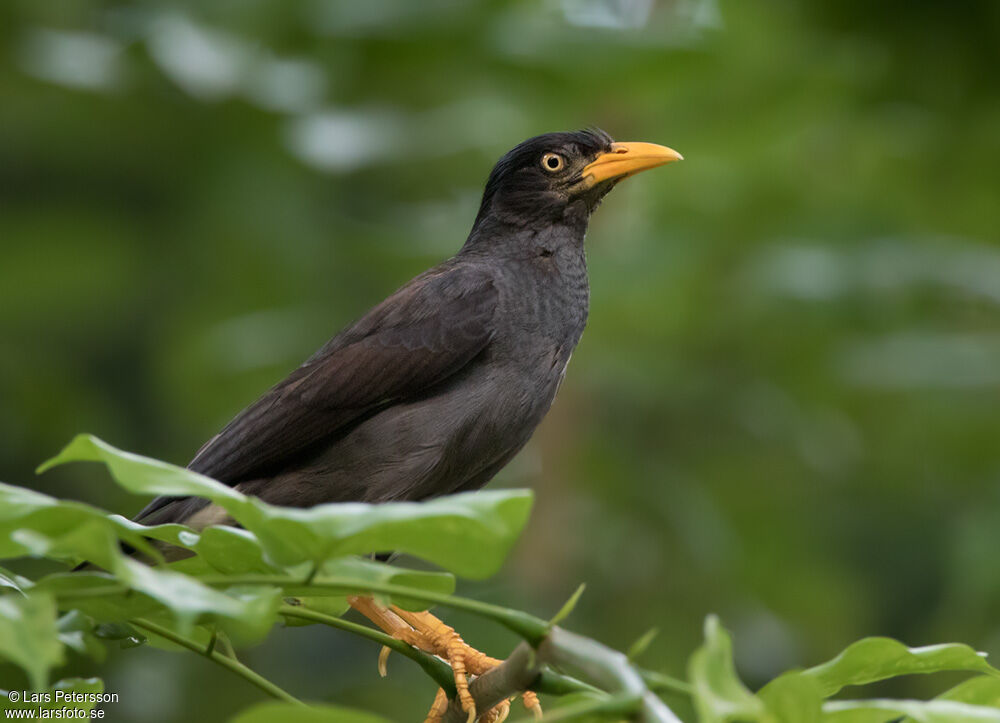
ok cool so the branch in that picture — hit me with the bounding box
[539,627,682,723]
[440,629,682,723]
[441,643,542,723]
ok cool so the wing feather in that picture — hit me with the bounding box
[134,264,498,522]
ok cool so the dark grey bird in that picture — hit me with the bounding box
[135,129,682,533]
[128,129,681,722]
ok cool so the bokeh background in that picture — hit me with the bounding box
[3,0,1000,719]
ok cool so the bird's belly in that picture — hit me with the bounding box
[251,359,563,507]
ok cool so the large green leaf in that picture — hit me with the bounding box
[935,676,1000,707]
[823,699,1000,723]
[759,672,823,723]
[187,526,275,575]
[33,564,281,641]
[229,702,390,723]
[38,435,245,505]
[0,482,162,567]
[896,676,1000,723]
[0,565,30,594]
[40,435,533,578]
[108,557,280,637]
[0,592,65,690]
[803,638,1000,697]
[688,615,765,723]
[57,610,107,662]
[234,489,532,579]
[33,571,164,621]
[283,556,456,622]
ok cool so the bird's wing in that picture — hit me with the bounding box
[135,264,498,521]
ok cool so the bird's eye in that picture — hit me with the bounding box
[541,152,565,173]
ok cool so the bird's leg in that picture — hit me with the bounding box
[348,596,542,722]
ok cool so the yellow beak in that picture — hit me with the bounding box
[581,141,683,186]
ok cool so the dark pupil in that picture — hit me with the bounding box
[547,156,560,169]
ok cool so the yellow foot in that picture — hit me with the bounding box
[348,596,542,722]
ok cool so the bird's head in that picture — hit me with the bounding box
[471,129,682,233]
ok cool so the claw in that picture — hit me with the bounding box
[424,688,448,723]
[522,690,542,718]
[378,645,391,677]
[447,637,477,720]
[482,699,511,723]
[349,597,542,723]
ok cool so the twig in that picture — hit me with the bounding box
[537,628,682,723]
[130,617,304,706]
[440,630,682,723]
[279,603,457,694]
[509,693,641,722]
[440,643,543,723]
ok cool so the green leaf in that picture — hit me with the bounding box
[0,678,104,713]
[0,592,64,690]
[93,621,146,648]
[759,672,823,723]
[284,556,456,624]
[627,627,660,662]
[0,483,115,567]
[935,676,1000,707]
[135,615,214,653]
[688,615,764,723]
[37,434,245,504]
[34,571,163,622]
[282,596,351,625]
[113,557,281,638]
[0,482,163,567]
[34,563,281,642]
[11,519,124,571]
[896,677,1000,723]
[549,583,586,626]
[42,435,533,579]
[241,489,533,579]
[57,610,107,662]
[823,699,1000,723]
[108,516,197,552]
[191,527,275,575]
[803,638,1000,697]
[51,678,105,712]
[229,701,390,723]
[0,565,30,594]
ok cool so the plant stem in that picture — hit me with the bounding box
[63,577,689,714]
[279,603,457,695]
[280,604,602,700]
[639,669,693,696]
[130,617,304,706]
[508,692,641,722]
[59,575,550,642]
[226,575,551,643]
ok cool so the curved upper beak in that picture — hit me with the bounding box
[581,142,683,187]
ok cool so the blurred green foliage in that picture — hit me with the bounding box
[1,0,999,720]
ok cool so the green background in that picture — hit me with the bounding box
[2,0,999,719]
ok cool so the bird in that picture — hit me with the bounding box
[135,129,681,721]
